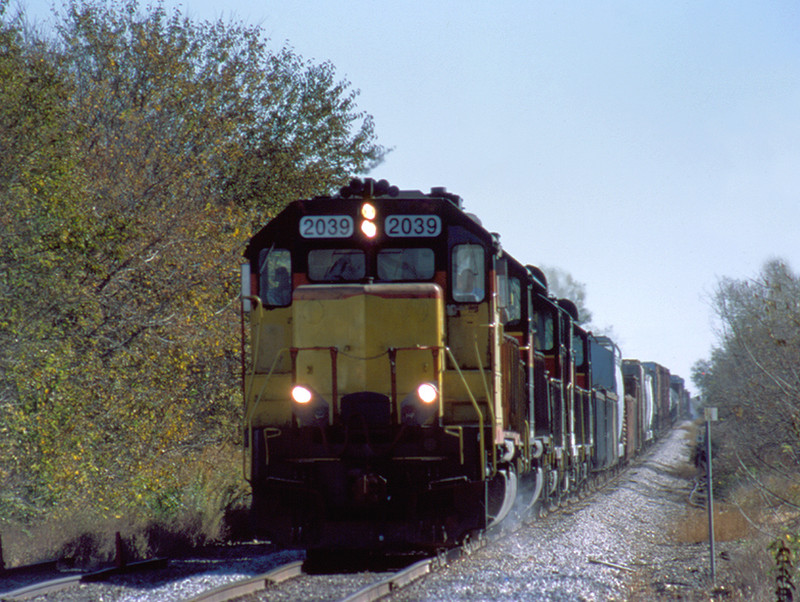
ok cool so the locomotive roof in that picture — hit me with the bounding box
[244,186,493,261]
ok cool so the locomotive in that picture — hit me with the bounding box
[240,178,684,552]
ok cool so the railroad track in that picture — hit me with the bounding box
[0,546,443,601]
[185,544,477,602]
[181,456,644,602]
[219,467,634,602]
[0,449,659,601]
[0,474,629,601]
[0,557,168,600]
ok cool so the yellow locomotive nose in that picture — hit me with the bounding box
[291,282,444,423]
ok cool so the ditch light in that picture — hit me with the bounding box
[400,382,439,426]
[291,385,329,427]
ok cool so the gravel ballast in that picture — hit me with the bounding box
[389,423,737,601]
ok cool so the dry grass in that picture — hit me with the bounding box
[680,421,701,442]
[717,474,800,600]
[627,438,800,600]
[721,534,775,601]
[1,516,120,569]
[667,460,700,482]
[673,504,752,544]
[671,469,800,545]
[732,473,800,526]
[664,469,800,600]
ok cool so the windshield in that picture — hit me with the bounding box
[308,249,366,281]
[377,248,434,281]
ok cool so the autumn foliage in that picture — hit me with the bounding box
[692,260,800,595]
[693,260,800,479]
[0,0,385,531]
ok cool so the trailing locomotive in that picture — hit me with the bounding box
[240,178,683,552]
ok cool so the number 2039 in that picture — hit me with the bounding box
[385,215,441,237]
[299,216,354,238]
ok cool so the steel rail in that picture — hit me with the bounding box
[183,559,304,602]
[338,557,433,602]
[2,573,84,600]
[2,558,167,600]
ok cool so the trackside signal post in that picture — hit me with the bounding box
[704,406,718,586]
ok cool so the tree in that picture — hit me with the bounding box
[0,0,92,520]
[540,265,594,325]
[223,46,385,212]
[690,358,712,400]
[0,0,387,524]
[697,259,800,485]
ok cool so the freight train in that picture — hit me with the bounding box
[240,178,688,553]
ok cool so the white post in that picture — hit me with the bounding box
[704,406,718,587]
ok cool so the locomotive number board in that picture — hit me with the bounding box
[385,215,441,237]
[299,215,354,238]
[299,214,442,238]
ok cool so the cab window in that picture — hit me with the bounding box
[499,276,522,323]
[508,277,521,322]
[378,248,434,281]
[534,310,554,352]
[573,334,585,366]
[308,249,365,281]
[452,244,485,302]
[259,248,291,306]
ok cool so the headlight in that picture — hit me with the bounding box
[290,385,328,427]
[417,383,438,404]
[361,203,376,220]
[360,220,377,238]
[401,382,440,426]
[291,385,313,404]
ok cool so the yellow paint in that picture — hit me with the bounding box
[292,285,444,419]
[246,284,446,426]
[245,282,507,452]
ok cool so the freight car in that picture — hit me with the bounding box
[643,361,672,436]
[623,359,656,446]
[240,178,684,552]
[670,375,690,422]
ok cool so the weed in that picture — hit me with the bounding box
[770,533,798,602]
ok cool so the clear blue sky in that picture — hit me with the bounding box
[22,1,800,392]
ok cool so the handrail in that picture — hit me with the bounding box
[243,347,290,481]
[473,338,497,477]
[242,329,490,480]
[246,343,440,429]
[523,419,531,473]
[445,346,488,480]
[289,346,339,417]
[242,343,339,481]
[473,338,496,429]
[245,347,290,426]
[242,295,264,403]
[444,426,465,465]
